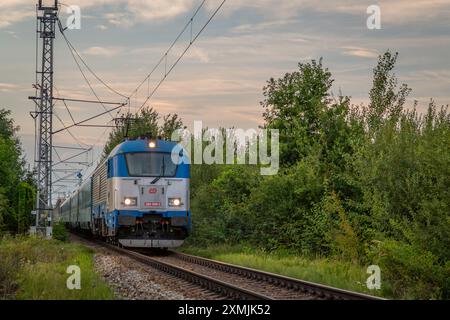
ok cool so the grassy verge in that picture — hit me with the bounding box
[0,236,114,300]
[179,245,386,298]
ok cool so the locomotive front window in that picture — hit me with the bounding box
[125,152,177,177]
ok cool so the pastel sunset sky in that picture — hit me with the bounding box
[1,0,449,195]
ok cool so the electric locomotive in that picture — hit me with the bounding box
[60,138,191,248]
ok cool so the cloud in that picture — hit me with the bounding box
[376,0,450,24]
[154,78,261,97]
[126,0,194,21]
[223,0,450,25]
[0,83,18,92]
[341,47,379,58]
[0,0,196,29]
[2,0,450,30]
[4,30,18,38]
[0,9,33,29]
[104,12,135,28]
[232,19,300,33]
[99,0,196,27]
[82,46,123,57]
[185,47,211,63]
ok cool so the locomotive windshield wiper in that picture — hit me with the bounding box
[151,157,165,184]
[151,176,161,184]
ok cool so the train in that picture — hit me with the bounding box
[59,137,191,248]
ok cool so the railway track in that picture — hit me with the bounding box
[73,234,383,300]
[152,251,384,300]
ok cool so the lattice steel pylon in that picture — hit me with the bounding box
[33,0,58,234]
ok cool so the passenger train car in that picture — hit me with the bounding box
[60,138,191,248]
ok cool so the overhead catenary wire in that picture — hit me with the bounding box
[62,99,76,124]
[53,147,92,167]
[53,87,77,125]
[61,33,128,99]
[53,86,91,147]
[127,0,208,100]
[58,19,115,119]
[50,0,227,198]
[56,1,128,101]
[29,88,88,149]
[53,0,226,145]
[53,147,63,162]
[134,0,227,114]
[53,97,124,105]
[52,102,125,134]
[53,109,89,148]
[87,126,111,167]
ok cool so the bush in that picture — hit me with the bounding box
[369,240,448,299]
[52,222,68,242]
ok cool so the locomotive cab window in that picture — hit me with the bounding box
[125,152,177,177]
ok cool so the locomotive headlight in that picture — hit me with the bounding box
[168,198,182,207]
[123,197,137,206]
[148,140,157,148]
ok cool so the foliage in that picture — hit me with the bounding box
[0,109,35,234]
[2,49,448,299]
[52,221,69,242]
[369,240,450,299]
[261,58,333,165]
[187,51,450,299]
[103,107,185,156]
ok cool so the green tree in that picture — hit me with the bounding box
[0,109,33,233]
[187,51,450,298]
[103,107,185,156]
[160,113,185,140]
[261,59,333,165]
[367,51,411,133]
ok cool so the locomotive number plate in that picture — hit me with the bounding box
[144,202,161,207]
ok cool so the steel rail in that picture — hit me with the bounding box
[96,240,273,300]
[170,251,385,300]
[72,233,384,300]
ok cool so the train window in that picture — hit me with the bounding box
[125,152,177,177]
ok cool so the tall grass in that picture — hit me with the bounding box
[180,245,385,298]
[0,236,113,300]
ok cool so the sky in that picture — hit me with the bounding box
[0,0,449,196]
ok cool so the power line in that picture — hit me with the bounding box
[127,0,208,100]
[52,86,91,148]
[61,99,76,124]
[53,147,92,167]
[135,0,227,113]
[86,126,111,167]
[50,0,227,198]
[56,1,127,100]
[53,97,124,105]
[56,4,127,99]
[58,19,115,119]
[53,109,89,148]
[53,147,63,161]
[61,34,128,99]
[54,146,89,151]
[52,103,124,134]
[53,87,77,125]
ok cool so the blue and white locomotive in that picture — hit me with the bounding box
[60,138,191,248]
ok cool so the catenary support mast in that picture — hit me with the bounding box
[33,0,58,234]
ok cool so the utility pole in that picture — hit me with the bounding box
[31,0,58,237]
